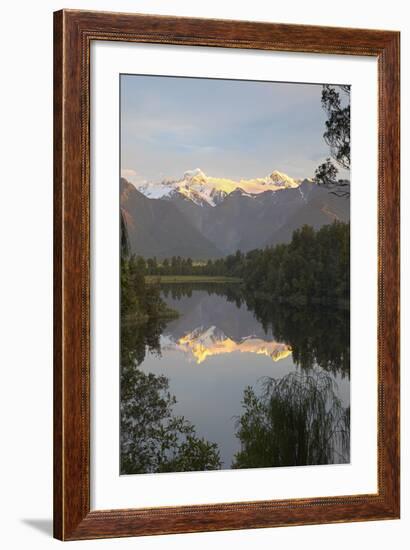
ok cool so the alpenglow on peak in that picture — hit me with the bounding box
[136,168,301,207]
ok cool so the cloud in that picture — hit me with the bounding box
[120,75,337,182]
[121,168,146,186]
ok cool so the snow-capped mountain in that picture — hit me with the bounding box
[120,176,350,259]
[137,168,300,207]
[161,325,292,365]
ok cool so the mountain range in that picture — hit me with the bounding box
[162,326,292,365]
[120,169,350,259]
[138,168,299,207]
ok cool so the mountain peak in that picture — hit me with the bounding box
[183,168,206,179]
[121,172,350,259]
[268,170,299,187]
[136,169,304,207]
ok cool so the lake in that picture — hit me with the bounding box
[121,283,350,474]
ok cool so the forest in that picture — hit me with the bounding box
[121,212,179,324]
[120,220,350,473]
[119,82,351,474]
[138,221,350,307]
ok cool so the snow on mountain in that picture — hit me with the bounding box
[137,168,300,207]
[136,181,176,200]
[161,325,292,364]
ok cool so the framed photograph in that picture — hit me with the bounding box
[54,9,400,540]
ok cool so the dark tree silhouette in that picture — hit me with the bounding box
[315,85,350,198]
[233,370,350,469]
[120,209,130,258]
[322,84,350,169]
[120,282,221,475]
[145,222,350,308]
[120,238,221,474]
[247,301,350,377]
[121,364,221,474]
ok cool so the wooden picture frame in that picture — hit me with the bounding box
[54,9,400,540]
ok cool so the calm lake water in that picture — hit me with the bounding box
[122,284,350,472]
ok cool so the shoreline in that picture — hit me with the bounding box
[145,275,243,284]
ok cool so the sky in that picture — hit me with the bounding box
[120,74,349,185]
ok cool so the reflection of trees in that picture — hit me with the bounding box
[121,317,221,475]
[161,282,244,304]
[121,282,350,474]
[121,318,165,369]
[121,363,221,474]
[161,284,349,377]
[233,370,350,469]
[247,298,349,377]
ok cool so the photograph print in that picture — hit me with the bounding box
[120,75,350,475]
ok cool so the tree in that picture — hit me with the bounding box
[146,256,158,275]
[241,222,349,307]
[248,300,350,376]
[120,210,130,258]
[322,84,350,169]
[233,370,350,469]
[162,258,170,275]
[121,364,221,474]
[314,157,339,186]
[315,85,350,197]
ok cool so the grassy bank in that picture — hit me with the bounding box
[145,275,243,284]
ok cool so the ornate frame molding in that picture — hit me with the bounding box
[54,9,400,540]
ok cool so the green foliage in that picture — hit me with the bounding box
[243,222,350,306]
[120,210,130,257]
[144,250,244,278]
[121,254,179,323]
[159,282,349,377]
[121,311,221,474]
[120,218,349,474]
[233,370,350,469]
[321,84,350,170]
[120,218,221,475]
[314,85,350,197]
[315,157,339,186]
[121,363,221,474]
[160,435,221,473]
[145,275,242,284]
[144,222,349,307]
[121,215,176,323]
[248,301,350,377]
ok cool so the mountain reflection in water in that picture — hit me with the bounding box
[121,283,350,473]
[162,326,292,364]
